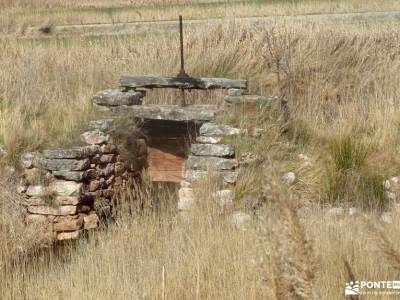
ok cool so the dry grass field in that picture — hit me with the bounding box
[2,0,400,299]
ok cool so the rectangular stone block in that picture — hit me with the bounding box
[48,181,83,196]
[57,230,80,241]
[93,89,143,107]
[84,214,100,230]
[37,158,90,171]
[25,196,80,206]
[28,205,77,216]
[54,215,83,232]
[191,144,234,157]
[186,156,238,171]
[196,136,222,144]
[42,146,100,159]
[199,123,243,137]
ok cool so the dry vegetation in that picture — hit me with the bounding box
[2,0,400,299]
[1,0,400,35]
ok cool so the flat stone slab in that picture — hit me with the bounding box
[93,89,143,106]
[36,158,90,171]
[195,136,222,144]
[43,146,100,159]
[110,105,220,122]
[199,123,243,136]
[191,144,235,157]
[186,155,238,171]
[224,95,280,106]
[120,75,247,90]
[185,170,238,184]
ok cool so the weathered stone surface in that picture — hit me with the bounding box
[54,215,83,231]
[178,187,194,199]
[28,205,77,216]
[84,214,100,229]
[100,154,116,164]
[21,152,38,169]
[199,123,243,137]
[213,190,235,208]
[231,212,251,228]
[53,170,86,181]
[42,146,100,159]
[195,136,222,144]
[26,196,80,206]
[38,158,90,171]
[282,172,296,185]
[184,170,239,184]
[178,197,195,211]
[0,144,7,158]
[224,95,280,106]
[90,119,116,132]
[191,144,234,157]
[228,88,244,96]
[93,89,143,106]
[25,214,48,225]
[100,144,117,154]
[186,156,238,171]
[26,185,46,197]
[111,105,219,122]
[48,181,83,196]
[81,131,110,145]
[57,230,80,241]
[120,75,247,90]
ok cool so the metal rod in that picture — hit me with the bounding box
[179,15,185,75]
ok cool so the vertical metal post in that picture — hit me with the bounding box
[177,15,187,107]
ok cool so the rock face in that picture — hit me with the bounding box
[93,89,143,106]
[191,144,234,157]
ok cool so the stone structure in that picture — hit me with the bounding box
[18,119,147,241]
[18,74,280,240]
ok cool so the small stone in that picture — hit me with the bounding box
[179,187,194,199]
[178,197,195,211]
[57,230,80,241]
[381,212,392,224]
[100,144,117,154]
[99,154,115,164]
[384,180,391,190]
[89,119,116,132]
[325,207,344,217]
[228,88,244,96]
[223,172,239,184]
[84,214,100,229]
[213,190,235,208]
[89,180,101,192]
[386,191,396,202]
[48,181,83,196]
[196,136,222,144]
[282,172,296,185]
[180,181,192,188]
[390,176,400,184]
[231,212,251,228]
[26,185,46,197]
[239,152,258,166]
[199,123,243,137]
[298,154,311,161]
[54,215,83,231]
[81,131,110,145]
[349,207,359,217]
[0,144,7,159]
[191,144,235,157]
[28,205,77,216]
[93,89,143,107]
[21,152,38,169]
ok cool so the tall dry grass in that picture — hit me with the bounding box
[2,0,400,35]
